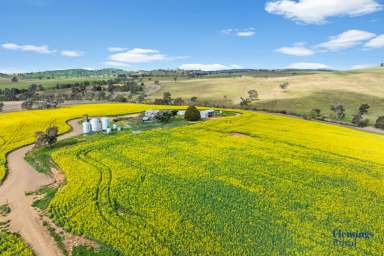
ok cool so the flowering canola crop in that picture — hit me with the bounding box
[48,111,384,255]
[0,103,178,182]
[0,103,179,254]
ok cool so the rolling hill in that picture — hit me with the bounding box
[149,67,384,123]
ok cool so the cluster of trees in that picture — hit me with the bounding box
[307,103,384,129]
[0,84,43,101]
[154,110,178,123]
[240,90,259,107]
[1,75,146,103]
[153,92,187,106]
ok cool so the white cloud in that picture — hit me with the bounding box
[222,28,256,37]
[230,64,243,69]
[107,47,128,53]
[104,61,130,67]
[265,0,382,24]
[2,42,54,54]
[287,62,330,69]
[276,45,314,56]
[109,48,167,63]
[236,31,255,37]
[61,50,83,57]
[365,35,384,48]
[317,30,376,51]
[179,64,241,71]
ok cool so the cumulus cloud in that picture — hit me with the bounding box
[236,31,255,37]
[109,48,167,63]
[265,0,382,24]
[104,61,130,67]
[222,28,256,37]
[317,30,376,51]
[276,44,314,56]
[365,35,384,48]
[61,50,83,57]
[107,47,128,53]
[287,62,330,69]
[1,42,54,54]
[179,64,242,71]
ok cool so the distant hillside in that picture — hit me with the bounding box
[0,73,10,79]
[149,68,384,124]
[20,68,127,79]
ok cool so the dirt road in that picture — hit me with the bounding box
[0,119,82,256]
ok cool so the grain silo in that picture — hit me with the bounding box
[90,118,101,132]
[82,122,91,134]
[101,117,110,131]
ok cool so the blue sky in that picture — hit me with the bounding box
[1,0,383,73]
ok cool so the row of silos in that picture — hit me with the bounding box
[82,117,111,134]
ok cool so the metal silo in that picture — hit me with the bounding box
[101,117,110,131]
[90,118,101,132]
[82,122,91,134]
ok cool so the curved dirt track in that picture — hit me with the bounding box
[0,119,82,256]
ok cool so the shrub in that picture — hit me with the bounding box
[184,106,201,121]
[375,116,384,129]
[352,114,369,127]
[155,111,173,123]
[310,109,321,119]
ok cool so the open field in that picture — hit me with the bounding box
[0,104,183,255]
[43,111,384,255]
[150,68,384,122]
[0,104,180,183]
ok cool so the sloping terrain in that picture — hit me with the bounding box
[48,111,384,255]
[150,68,384,121]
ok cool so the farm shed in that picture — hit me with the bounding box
[200,110,215,119]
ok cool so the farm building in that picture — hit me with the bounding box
[143,110,160,121]
[200,110,215,119]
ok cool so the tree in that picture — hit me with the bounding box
[352,114,369,127]
[0,102,3,112]
[248,90,259,101]
[358,104,370,115]
[155,111,173,123]
[163,92,172,105]
[137,93,145,103]
[173,97,185,106]
[34,126,58,148]
[113,95,127,102]
[190,96,198,103]
[184,106,201,121]
[375,116,384,129]
[331,104,345,120]
[21,99,33,110]
[280,82,289,91]
[11,76,18,83]
[240,97,251,107]
[310,109,321,119]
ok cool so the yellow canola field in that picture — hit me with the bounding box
[49,111,384,255]
[0,103,179,182]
